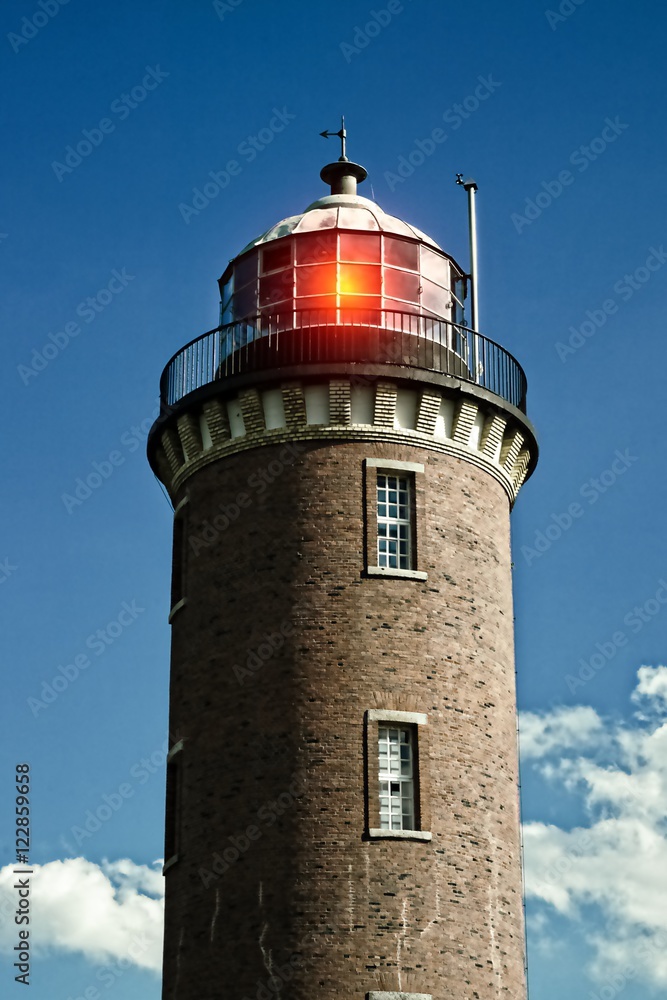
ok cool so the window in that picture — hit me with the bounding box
[365,709,431,841]
[164,740,184,871]
[376,472,411,570]
[364,459,426,580]
[378,726,415,830]
[169,498,188,621]
[261,240,292,273]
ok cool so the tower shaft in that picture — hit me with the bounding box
[148,164,537,999]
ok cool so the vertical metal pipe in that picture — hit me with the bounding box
[466,181,479,333]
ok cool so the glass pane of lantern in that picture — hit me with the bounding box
[421,248,449,287]
[259,272,292,307]
[234,250,258,288]
[339,232,381,262]
[384,237,419,271]
[221,271,234,304]
[421,278,450,317]
[296,262,336,296]
[297,294,336,317]
[233,282,257,319]
[262,240,292,273]
[339,298,381,319]
[220,272,234,324]
[338,264,381,296]
[295,232,337,265]
[383,268,420,304]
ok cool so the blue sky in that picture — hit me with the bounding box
[1,0,666,997]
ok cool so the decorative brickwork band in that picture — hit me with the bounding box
[329,379,352,425]
[281,383,307,429]
[451,398,479,445]
[500,428,525,472]
[512,448,531,490]
[415,390,442,436]
[238,388,265,436]
[161,427,185,475]
[480,412,507,461]
[202,399,231,445]
[150,377,537,511]
[374,382,398,427]
[176,413,202,462]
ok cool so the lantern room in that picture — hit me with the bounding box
[218,169,467,331]
[156,150,529,414]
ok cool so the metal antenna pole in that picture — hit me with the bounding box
[456,174,479,333]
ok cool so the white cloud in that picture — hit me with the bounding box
[523,665,667,990]
[632,664,667,711]
[519,704,604,759]
[0,857,163,972]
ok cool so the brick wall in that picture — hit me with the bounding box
[161,437,526,1000]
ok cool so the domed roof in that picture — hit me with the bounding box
[238,192,442,255]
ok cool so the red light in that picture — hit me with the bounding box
[338,264,381,297]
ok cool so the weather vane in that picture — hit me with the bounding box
[320,115,347,161]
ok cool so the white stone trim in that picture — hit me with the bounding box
[365,458,424,473]
[160,376,536,509]
[168,597,187,623]
[366,566,427,581]
[367,993,432,1000]
[166,740,184,763]
[367,709,427,725]
[199,413,213,451]
[368,829,432,841]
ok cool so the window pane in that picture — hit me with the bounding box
[383,268,420,304]
[384,237,419,271]
[221,273,234,307]
[378,725,415,831]
[262,240,292,273]
[377,472,412,571]
[295,232,337,264]
[296,263,336,296]
[339,232,381,262]
[339,264,381,296]
[421,278,450,317]
[259,272,292,307]
[235,251,258,288]
[233,283,257,319]
[296,295,336,313]
[421,247,449,286]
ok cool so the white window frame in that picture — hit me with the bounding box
[365,459,427,581]
[376,471,412,571]
[378,725,415,830]
[366,709,431,841]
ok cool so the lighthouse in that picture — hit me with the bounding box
[147,132,538,1000]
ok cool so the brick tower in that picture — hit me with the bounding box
[147,142,538,1000]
